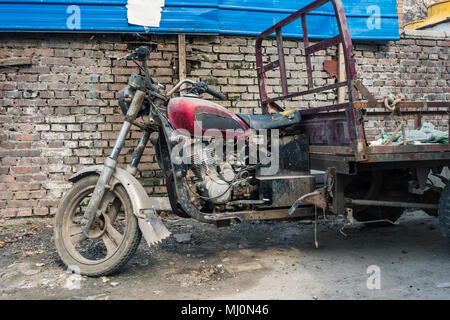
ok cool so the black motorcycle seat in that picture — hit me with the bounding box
[236,110,301,130]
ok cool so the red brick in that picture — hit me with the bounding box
[10,166,41,174]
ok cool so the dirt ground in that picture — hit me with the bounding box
[0,209,449,300]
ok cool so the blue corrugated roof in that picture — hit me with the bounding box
[0,0,399,40]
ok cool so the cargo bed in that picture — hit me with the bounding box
[255,0,450,216]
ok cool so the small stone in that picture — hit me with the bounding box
[110,282,119,287]
[174,233,192,243]
[224,262,263,273]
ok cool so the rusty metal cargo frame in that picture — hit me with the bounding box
[255,0,450,171]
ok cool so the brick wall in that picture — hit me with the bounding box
[0,30,449,219]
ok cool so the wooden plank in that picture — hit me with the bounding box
[310,145,354,155]
[337,43,346,103]
[0,57,32,67]
[369,144,450,154]
[178,34,186,85]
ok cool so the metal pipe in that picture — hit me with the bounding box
[345,198,438,210]
[127,130,151,175]
[110,90,145,159]
[111,121,131,160]
[165,79,196,97]
[81,90,146,235]
[81,157,117,235]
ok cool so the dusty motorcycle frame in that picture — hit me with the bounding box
[55,0,450,276]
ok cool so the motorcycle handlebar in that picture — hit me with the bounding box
[117,46,150,61]
[117,52,136,61]
[205,87,226,100]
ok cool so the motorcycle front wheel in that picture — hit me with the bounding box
[54,175,141,276]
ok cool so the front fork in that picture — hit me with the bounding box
[80,90,149,236]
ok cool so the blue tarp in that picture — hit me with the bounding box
[0,0,399,40]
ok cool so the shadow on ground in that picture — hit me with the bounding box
[0,210,449,300]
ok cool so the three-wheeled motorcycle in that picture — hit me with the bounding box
[55,0,450,276]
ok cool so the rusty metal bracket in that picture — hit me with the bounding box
[300,188,327,210]
[352,79,377,108]
[287,187,327,216]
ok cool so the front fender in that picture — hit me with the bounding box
[69,165,171,245]
[69,165,171,216]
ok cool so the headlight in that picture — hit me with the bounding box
[119,73,148,116]
[119,86,135,115]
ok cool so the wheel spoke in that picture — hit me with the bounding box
[102,233,118,258]
[100,192,120,224]
[105,219,123,246]
[106,200,120,225]
[70,225,86,245]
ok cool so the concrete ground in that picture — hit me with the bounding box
[0,209,449,300]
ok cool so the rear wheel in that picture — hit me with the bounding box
[54,175,141,276]
[347,170,408,227]
[438,181,450,243]
[166,170,190,218]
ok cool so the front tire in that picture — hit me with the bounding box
[54,175,141,276]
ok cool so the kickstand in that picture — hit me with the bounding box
[314,206,319,248]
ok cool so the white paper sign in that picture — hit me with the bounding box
[127,0,164,27]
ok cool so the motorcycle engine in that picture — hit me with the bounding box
[188,140,255,207]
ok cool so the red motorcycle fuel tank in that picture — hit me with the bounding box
[167,96,249,137]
